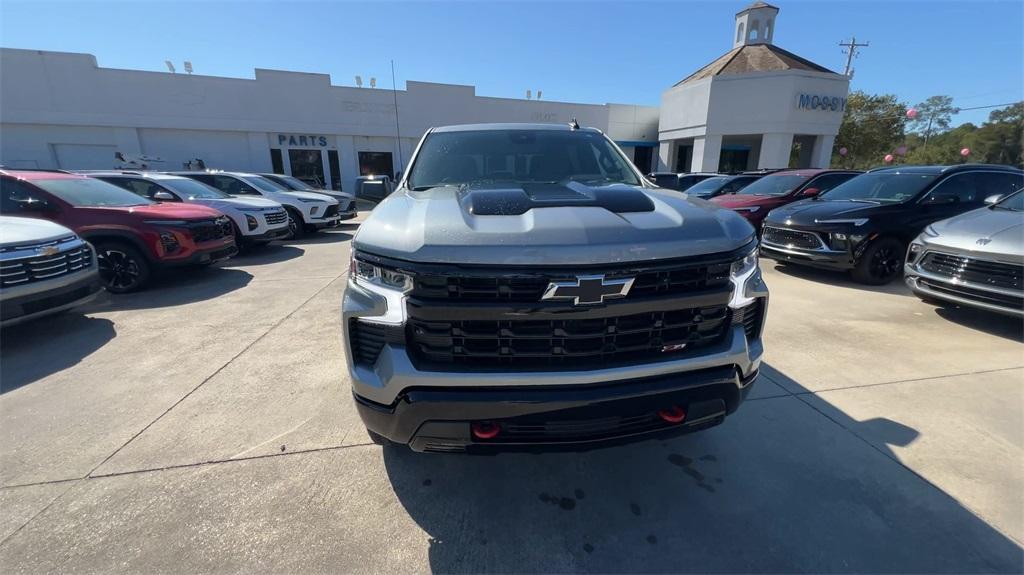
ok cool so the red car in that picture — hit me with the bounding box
[710,169,862,230]
[0,170,237,292]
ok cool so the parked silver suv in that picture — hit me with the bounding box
[343,123,767,453]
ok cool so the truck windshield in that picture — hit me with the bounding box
[33,178,154,207]
[407,129,641,190]
[161,178,231,200]
[821,172,938,203]
[734,174,808,196]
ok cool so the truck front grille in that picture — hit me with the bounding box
[408,304,730,370]
[762,227,823,250]
[412,260,731,303]
[1,242,92,288]
[920,252,1022,291]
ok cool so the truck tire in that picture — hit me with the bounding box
[95,242,151,293]
[852,237,904,285]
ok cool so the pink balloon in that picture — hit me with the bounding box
[838,147,848,156]
[960,147,970,157]
[906,108,918,120]
[884,154,894,163]
[895,146,907,156]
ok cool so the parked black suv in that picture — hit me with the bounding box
[761,165,1024,284]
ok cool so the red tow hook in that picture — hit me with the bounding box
[471,421,501,440]
[658,406,687,424]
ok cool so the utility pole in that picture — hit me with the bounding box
[839,36,869,78]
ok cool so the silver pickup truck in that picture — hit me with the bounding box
[342,123,767,453]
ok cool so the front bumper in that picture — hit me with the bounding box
[759,225,861,271]
[355,366,758,453]
[308,215,342,229]
[243,225,291,243]
[160,239,238,267]
[905,263,1024,318]
[1,271,104,327]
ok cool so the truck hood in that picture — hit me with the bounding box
[0,216,76,246]
[764,198,881,225]
[354,182,755,265]
[710,194,779,208]
[923,206,1024,259]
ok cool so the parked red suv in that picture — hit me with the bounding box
[0,170,237,292]
[710,169,862,230]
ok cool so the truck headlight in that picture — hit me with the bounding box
[350,253,413,324]
[729,245,759,308]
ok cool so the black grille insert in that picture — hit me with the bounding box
[349,319,404,366]
[921,253,1022,291]
[189,218,232,243]
[762,227,823,250]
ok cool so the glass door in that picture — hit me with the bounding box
[288,149,326,187]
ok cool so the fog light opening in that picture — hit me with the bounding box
[658,406,687,424]
[471,421,501,440]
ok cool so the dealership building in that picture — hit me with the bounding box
[0,2,847,189]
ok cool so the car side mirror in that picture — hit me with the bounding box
[984,194,1004,205]
[801,187,821,197]
[153,191,177,201]
[923,192,959,205]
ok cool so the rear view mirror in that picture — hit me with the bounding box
[984,194,1004,205]
[923,192,959,205]
[801,187,820,197]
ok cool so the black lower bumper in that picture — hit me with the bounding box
[161,243,238,267]
[354,365,758,453]
[760,244,855,271]
[1,275,104,326]
[244,227,291,243]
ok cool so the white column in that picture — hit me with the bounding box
[811,135,836,169]
[691,134,722,173]
[246,132,272,172]
[337,136,359,193]
[757,133,794,169]
[657,141,673,171]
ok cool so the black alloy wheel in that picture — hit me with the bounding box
[853,237,904,285]
[96,243,151,293]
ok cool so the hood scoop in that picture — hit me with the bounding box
[458,182,655,216]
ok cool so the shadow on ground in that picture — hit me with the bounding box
[933,304,1024,343]
[767,260,913,297]
[83,266,253,313]
[1,315,115,394]
[283,231,353,246]
[382,363,1022,573]
[227,245,305,267]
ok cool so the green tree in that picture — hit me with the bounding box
[832,91,908,169]
[908,95,958,140]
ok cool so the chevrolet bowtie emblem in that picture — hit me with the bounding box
[541,274,635,306]
[37,246,60,256]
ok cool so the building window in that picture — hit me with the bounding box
[766,19,773,41]
[288,149,325,187]
[358,151,394,179]
[633,147,653,173]
[328,150,342,191]
[749,20,759,41]
[270,149,284,174]
[736,23,745,43]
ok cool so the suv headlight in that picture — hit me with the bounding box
[729,244,760,308]
[350,253,413,324]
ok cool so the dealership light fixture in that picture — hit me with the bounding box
[183,61,193,75]
[537,90,542,100]
[164,60,175,73]
[370,77,376,88]
[526,89,532,100]
[355,75,363,88]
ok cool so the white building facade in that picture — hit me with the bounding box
[657,2,850,173]
[0,49,659,191]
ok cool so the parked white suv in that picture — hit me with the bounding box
[87,172,291,245]
[258,173,357,221]
[173,172,340,237]
[1,216,103,327]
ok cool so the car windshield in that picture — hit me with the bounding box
[686,177,729,195]
[407,129,641,190]
[272,175,313,191]
[993,189,1023,211]
[734,174,808,196]
[820,172,939,203]
[242,176,289,193]
[33,177,155,207]
[161,178,231,200]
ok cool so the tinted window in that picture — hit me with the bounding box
[241,176,288,193]
[100,177,167,199]
[676,174,714,190]
[722,176,758,194]
[685,177,729,196]
[269,174,312,191]
[407,130,640,190]
[977,172,1024,199]
[821,172,937,203]
[197,175,254,195]
[807,173,857,194]
[653,174,680,190]
[735,174,809,196]
[993,189,1023,211]
[31,177,154,207]
[929,173,985,204]
[160,178,231,199]
[1,178,55,214]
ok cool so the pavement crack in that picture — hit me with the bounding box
[795,365,1024,396]
[83,272,348,479]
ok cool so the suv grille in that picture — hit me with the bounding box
[408,304,730,370]
[189,218,233,243]
[762,227,823,250]
[920,252,1022,291]
[412,261,731,303]
[264,210,288,226]
[1,242,92,288]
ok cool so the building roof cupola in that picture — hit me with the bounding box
[734,1,780,48]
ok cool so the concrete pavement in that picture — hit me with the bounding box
[1,217,1021,573]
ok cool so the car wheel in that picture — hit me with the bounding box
[852,237,904,285]
[285,208,304,238]
[96,242,151,293]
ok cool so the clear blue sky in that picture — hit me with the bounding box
[2,0,1021,126]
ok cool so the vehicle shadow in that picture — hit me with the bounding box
[227,245,305,267]
[82,266,253,312]
[933,305,1024,343]
[766,259,913,297]
[1,314,116,394]
[382,363,1022,573]
[281,231,353,245]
